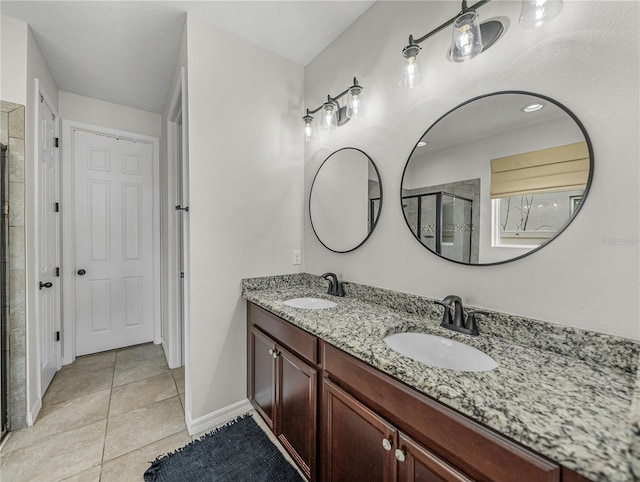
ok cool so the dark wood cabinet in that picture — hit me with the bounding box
[248,326,276,429]
[322,343,561,482]
[277,343,317,479]
[247,302,584,482]
[396,433,473,482]
[323,378,472,482]
[248,304,318,480]
[323,378,396,482]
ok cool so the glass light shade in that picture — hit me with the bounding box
[320,103,337,131]
[303,118,314,142]
[346,86,362,119]
[401,55,422,88]
[450,11,484,62]
[519,0,563,28]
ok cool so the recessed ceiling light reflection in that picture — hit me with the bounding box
[521,102,545,113]
[417,141,427,147]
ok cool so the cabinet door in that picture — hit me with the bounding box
[396,433,474,482]
[323,379,396,482]
[248,326,276,429]
[277,345,318,480]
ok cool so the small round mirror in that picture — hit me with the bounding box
[310,147,382,253]
[401,91,593,265]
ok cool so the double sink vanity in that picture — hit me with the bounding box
[245,90,639,481]
[243,273,639,482]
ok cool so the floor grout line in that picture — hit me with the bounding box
[3,344,187,482]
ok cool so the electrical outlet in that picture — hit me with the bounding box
[292,250,301,265]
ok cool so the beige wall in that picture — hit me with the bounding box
[0,16,28,105]
[58,91,161,138]
[303,1,640,340]
[185,15,304,422]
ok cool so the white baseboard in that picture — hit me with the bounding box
[186,398,252,436]
[26,396,42,427]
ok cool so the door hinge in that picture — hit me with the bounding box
[54,202,59,212]
[180,272,184,279]
[55,331,60,342]
[55,267,60,277]
[54,137,59,148]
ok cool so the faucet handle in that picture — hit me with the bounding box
[465,310,489,336]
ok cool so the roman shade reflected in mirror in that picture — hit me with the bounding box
[310,148,382,253]
[401,91,593,265]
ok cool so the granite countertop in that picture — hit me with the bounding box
[242,273,640,482]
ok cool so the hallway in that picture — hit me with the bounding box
[0,343,189,481]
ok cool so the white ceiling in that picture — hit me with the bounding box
[1,1,375,113]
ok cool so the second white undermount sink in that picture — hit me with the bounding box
[283,297,337,310]
[384,332,498,372]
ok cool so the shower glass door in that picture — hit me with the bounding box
[1,144,7,440]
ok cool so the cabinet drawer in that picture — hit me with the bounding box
[323,343,560,482]
[248,302,318,365]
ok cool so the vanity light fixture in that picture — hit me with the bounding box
[302,77,363,141]
[401,0,564,88]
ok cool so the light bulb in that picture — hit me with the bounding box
[519,0,563,28]
[346,84,362,119]
[320,103,336,131]
[302,114,314,141]
[401,44,422,88]
[450,11,483,62]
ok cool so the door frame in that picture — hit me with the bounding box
[165,67,190,370]
[61,120,161,365]
[28,79,61,423]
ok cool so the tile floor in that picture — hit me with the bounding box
[0,342,296,482]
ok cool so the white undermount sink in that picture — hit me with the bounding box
[384,332,498,372]
[283,297,337,310]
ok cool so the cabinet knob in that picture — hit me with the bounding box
[382,438,392,451]
[268,348,278,359]
[395,449,406,462]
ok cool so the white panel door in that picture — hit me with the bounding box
[73,131,154,355]
[38,97,60,394]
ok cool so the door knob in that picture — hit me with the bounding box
[39,281,53,290]
[77,269,86,276]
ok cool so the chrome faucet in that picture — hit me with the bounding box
[436,295,488,336]
[320,273,345,297]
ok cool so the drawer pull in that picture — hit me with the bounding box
[382,438,392,451]
[395,449,406,462]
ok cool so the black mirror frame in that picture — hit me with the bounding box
[310,147,383,254]
[400,90,594,266]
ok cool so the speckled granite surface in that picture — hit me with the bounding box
[242,273,640,482]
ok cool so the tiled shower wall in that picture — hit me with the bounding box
[0,100,27,430]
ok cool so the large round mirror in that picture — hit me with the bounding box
[310,147,382,253]
[401,91,593,265]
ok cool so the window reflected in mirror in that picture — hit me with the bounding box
[401,92,593,265]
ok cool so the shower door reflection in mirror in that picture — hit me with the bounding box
[403,191,473,263]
